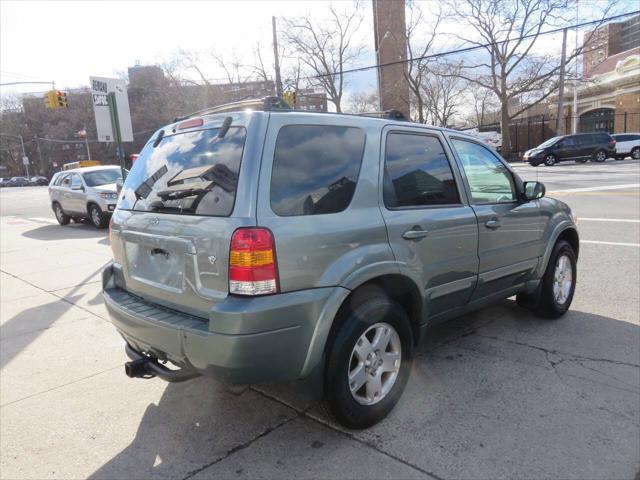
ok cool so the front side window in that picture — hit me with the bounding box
[451,139,516,204]
[270,125,365,216]
[384,133,460,208]
[119,127,246,216]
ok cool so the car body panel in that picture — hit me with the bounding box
[103,110,579,384]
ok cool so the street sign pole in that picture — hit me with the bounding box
[108,92,127,181]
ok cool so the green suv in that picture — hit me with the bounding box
[103,98,579,429]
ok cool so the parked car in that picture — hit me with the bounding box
[48,165,122,228]
[612,133,640,160]
[103,99,579,429]
[524,132,616,166]
[29,176,49,186]
[0,177,9,187]
[7,176,30,187]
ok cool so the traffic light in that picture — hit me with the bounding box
[44,90,57,110]
[56,90,68,108]
[283,90,297,108]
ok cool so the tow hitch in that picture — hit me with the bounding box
[124,344,201,383]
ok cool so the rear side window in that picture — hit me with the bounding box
[384,133,460,208]
[270,125,365,216]
[119,127,246,216]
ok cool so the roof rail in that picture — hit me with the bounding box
[174,96,291,122]
[357,109,407,121]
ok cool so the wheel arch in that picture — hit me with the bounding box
[299,273,424,378]
[326,274,423,351]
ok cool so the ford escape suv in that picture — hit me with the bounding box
[103,98,579,429]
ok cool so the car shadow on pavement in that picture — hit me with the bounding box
[87,302,640,480]
[21,223,108,242]
[0,267,106,370]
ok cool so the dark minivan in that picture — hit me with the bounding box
[524,132,616,166]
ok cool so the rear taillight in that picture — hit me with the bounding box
[108,217,113,246]
[229,228,279,296]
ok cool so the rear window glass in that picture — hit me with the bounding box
[83,169,122,187]
[119,127,246,216]
[270,125,365,216]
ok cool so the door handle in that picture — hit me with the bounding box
[402,227,430,240]
[485,219,501,229]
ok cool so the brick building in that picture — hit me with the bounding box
[372,0,410,117]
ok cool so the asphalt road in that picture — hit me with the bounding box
[1,159,639,480]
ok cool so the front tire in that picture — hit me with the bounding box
[631,147,640,160]
[325,287,413,429]
[593,149,607,162]
[88,204,108,229]
[544,154,556,166]
[521,240,577,319]
[53,203,70,226]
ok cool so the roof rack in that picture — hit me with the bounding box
[357,109,407,121]
[174,96,291,122]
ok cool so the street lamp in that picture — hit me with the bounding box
[0,133,29,177]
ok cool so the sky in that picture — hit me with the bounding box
[0,0,377,96]
[1,0,637,100]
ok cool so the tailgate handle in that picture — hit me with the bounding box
[150,247,170,259]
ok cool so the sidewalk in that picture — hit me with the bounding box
[1,215,639,480]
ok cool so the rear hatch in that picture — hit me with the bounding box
[110,114,261,318]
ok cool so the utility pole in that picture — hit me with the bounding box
[556,28,568,135]
[572,1,579,134]
[272,16,283,97]
[108,93,127,180]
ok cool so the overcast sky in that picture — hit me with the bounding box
[1,0,636,99]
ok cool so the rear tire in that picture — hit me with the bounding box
[53,203,70,226]
[324,286,413,429]
[520,240,577,319]
[88,204,108,229]
[593,149,607,162]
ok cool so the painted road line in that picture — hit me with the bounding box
[548,183,640,194]
[579,218,640,223]
[581,240,640,247]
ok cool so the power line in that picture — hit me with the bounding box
[306,9,640,80]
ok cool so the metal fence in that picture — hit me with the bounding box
[478,112,640,160]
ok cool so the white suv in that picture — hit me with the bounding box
[612,133,640,160]
[49,166,122,228]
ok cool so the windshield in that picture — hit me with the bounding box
[82,169,122,187]
[537,136,561,149]
[119,127,246,216]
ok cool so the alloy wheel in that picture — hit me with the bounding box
[348,322,401,406]
[553,254,573,305]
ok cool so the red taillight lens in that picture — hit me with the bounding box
[229,228,279,296]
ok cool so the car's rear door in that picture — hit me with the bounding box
[379,126,479,318]
[447,136,543,301]
[68,173,86,213]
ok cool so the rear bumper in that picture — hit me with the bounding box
[102,262,349,384]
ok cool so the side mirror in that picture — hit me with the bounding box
[524,181,545,200]
[116,179,123,195]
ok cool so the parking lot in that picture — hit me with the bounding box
[1,160,639,479]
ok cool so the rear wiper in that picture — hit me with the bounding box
[156,186,211,201]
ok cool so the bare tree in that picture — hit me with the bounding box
[445,0,615,155]
[403,2,446,123]
[421,62,466,127]
[468,85,500,127]
[280,3,365,112]
[346,90,379,113]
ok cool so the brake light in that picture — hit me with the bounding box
[229,228,279,296]
[108,217,113,246]
[177,118,203,130]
